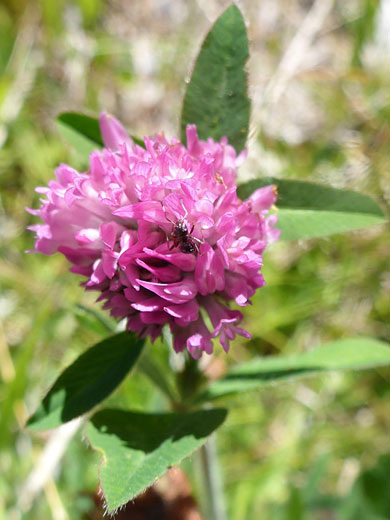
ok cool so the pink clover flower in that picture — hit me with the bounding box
[27,113,279,358]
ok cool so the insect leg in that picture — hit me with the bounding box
[180,199,188,220]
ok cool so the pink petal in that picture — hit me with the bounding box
[101,250,117,278]
[136,259,181,283]
[164,299,199,324]
[143,247,196,271]
[100,222,118,250]
[75,228,100,245]
[140,311,169,325]
[99,112,133,150]
[195,243,225,296]
[131,296,164,312]
[137,278,197,304]
[113,201,165,225]
[248,184,278,212]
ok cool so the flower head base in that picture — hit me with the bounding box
[27,113,279,358]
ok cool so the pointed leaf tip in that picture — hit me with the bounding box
[181,3,250,153]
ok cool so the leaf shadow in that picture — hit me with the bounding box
[90,408,227,453]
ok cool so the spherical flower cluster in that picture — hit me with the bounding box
[27,113,279,358]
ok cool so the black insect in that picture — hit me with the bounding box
[169,217,203,254]
[163,203,203,255]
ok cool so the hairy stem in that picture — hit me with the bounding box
[197,434,227,520]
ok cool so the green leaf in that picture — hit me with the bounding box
[197,337,390,402]
[27,332,144,431]
[87,407,227,512]
[180,4,250,153]
[56,112,145,155]
[237,177,386,240]
[57,112,105,155]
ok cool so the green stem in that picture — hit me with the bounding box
[176,353,206,406]
[174,353,227,518]
[197,434,227,520]
[138,353,179,407]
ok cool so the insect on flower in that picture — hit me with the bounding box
[170,218,202,254]
[164,202,203,255]
[27,114,280,358]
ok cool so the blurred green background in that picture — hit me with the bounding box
[0,0,389,519]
